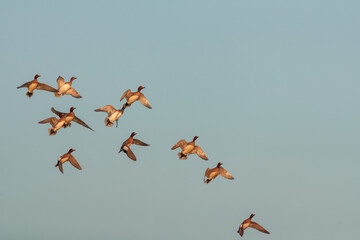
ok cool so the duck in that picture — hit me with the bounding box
[171,136,208,160]
[17,74,58,97]
[238,214,270,237]
[51,107,94,131]
[38,113,66,136]
[204,162,234,184]
[118,132,149,161]
[94,105,126,127]
[120,86,152,109]
[54,76,82,98]
[55,148,82,174]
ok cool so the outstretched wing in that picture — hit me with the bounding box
[171,139,187,151]
[65,88,82,98]
[38,117,59,127]
[68,155,82,170]
[190,145,208,160]
[58,161,64,174]
[120,89,131,101]
[237,225,244,237]
[56,76,65,89]
[36,83,58,92]
[51,107,64,117]
[219,167,234,180]
[139,93,152,109]
[73,116,94,131]
[94,105,116,116]
[249,222,270,234]
[204,168,212,182]
[126,147,137,161]
[132,139,149,146]
[17,81,31,89]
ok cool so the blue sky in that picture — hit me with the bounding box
[1,0,359,239]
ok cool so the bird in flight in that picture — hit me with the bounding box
[204,162,234,184]
[118,132,149,161]
[171,136,208,160]
[94,105,126,127]
[54,76,82,98]
[55,148,82,174]
[17,74,57,97]
[238,214,270,237]
[120,86,152,109]
[51,107,94,131]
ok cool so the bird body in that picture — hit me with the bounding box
[54,76,82,98]
[17,74,58,97]
[118,132,149,161]
[94,105,125,127]
[120,86,152,109]
[204,162,234,184]
[171,136,208,160]
[55,148,82,174]
[238,214,270,237]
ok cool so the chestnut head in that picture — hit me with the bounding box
[137,86,145,92]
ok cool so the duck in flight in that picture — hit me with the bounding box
[204,162,234,184]
[238,214,270,237]
[54,76,82,98]
[94,105,126,127]
[171,136,208,160]
[118,132,149,161]
[51,107,94,131]
[17,74,58,97]
[55,148,82,174]
[120,86,152,109]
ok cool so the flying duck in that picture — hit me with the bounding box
[54,76,82,98]
[51,107,94,131]
[238,214,270,237]
[118,132,149,161]
[17,74,58,97]
[204,162,234,184]
[55,148,82,174]
[120,86,152,109]
[171,136,208,160]
[38,113,66,136]
[94,105,126,127]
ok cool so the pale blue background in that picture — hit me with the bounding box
[1,0,359,239]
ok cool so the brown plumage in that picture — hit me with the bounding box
[118,132,149,161]
[54,76,82,98]
[17,74,58,97]
[204,162,234,184]
[51,107,94,131]
[38,112,66,136]
[120,86,152,109]
[55,148,82,174]
[94,105,126,127]
[171,136,208,160]
[238,214,270,237]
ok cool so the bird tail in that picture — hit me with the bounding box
[178,152,187,160]
[26,91,33,97]
[105,118,114,127]
[48,128,56,136]
[54,92,61,98]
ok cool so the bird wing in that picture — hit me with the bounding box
[204,168,212,182]
[249,222,270,234]
[51,107,64,117]
[94,105,116,116]
[120,89,131,101]
[139,93,152,109]
[219,167,234,179]
[38,117,59,127]
[58,161,64,174]
[171,139,187,151]
[36,83,58,92]
[56,76,65,88]
[132,139,149,146]
[17,81,31,89]
[68,155,82,170]
[65,88,82,98]
[190,145,208,160]
[73,116,94,131]
[237,225,244,237]
[126,147,137,161]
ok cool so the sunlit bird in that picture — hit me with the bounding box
[55,148,82,174]
[51,107,94,131]
[94,105,126,127]
[120,86,152,109]
[17,74,58,97]
[238,214,270,237]
[204,162,234,184]
[118,132,149,161]
[54,76,82,98]
[171,136,208,160]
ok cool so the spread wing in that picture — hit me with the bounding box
[58,161,64,174]
[68,155,82,170]
[65,88,82,98]
[56,76,65,88]
[139,93,152,109]
[38,117,59,127]
[73,116,94,131]
[204,168,212,182]
[120,89,131,101]
[171,139,187,151]
[51,107,64,117]
[219,167,234,179]
[17,81,31,89]
[190,145,208,160]
[126,147,137,161]
[36,83,58,92]
[94,105,116,116]
[237,225,244,237]
[249,222,270,234]
[132,139,149,146]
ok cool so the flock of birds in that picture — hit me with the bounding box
[17,74,271,238]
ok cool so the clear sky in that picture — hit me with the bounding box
[1,0,359,239]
